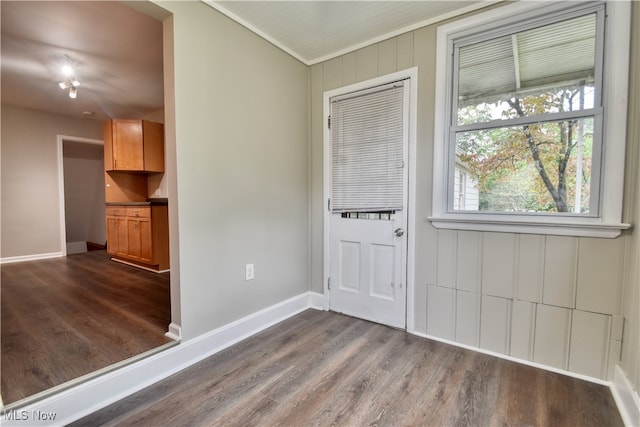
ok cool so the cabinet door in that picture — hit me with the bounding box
[139,218,153,264]
[113,119,144,171]
[142,121,165,172]
[106,216,118,256]
[127,218,142,260]
[116,217,129,258]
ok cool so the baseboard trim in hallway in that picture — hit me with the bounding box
[0,252,63,264]
[0,291,323,426]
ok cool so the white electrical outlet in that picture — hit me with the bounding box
[245,264,255,281]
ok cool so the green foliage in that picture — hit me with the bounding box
[456,85,593,213]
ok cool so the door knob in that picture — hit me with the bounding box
[394,228,405,237]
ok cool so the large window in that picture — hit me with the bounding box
[431,1,631,238]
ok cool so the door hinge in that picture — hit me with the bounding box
[327,198,331,211]
[328,277,331,290]
[327,115,331,129]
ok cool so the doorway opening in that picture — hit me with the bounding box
[0,0,179,408]
[59,136,105,256]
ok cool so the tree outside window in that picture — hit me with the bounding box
[450,10,601,214]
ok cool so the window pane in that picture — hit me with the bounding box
[454,118,593,213]
[456,13,597,124]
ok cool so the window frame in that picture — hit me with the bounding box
[457,170,466,210]
[430,0,631,238]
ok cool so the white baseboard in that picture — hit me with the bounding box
[611,365,640,427]
[0,252,64,264]
[165,322,182,341]
[0,291,323,426]
[66,241,87,255]
[308,291,326,309]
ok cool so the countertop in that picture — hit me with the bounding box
[106,198,168,206]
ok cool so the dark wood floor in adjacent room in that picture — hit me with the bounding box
[1,250,172,405]
[73,309,623,427]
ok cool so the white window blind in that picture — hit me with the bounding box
[331,82,405,213]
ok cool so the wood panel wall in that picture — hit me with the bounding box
[309,3,630,381]
[427,231,624,380]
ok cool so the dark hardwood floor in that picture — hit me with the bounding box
[1,250,172,405]
[73,309,623,427]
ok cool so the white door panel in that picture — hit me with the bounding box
[371,243,398,300]
[330,213,406,328]
[337,240,360,292]
[328,78,409,330]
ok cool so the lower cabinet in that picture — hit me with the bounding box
[106,204,169,271]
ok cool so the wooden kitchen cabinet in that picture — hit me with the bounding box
[105,204,169,271]
[106,206,125,257]
[116,216,129,258]
[104,119,164,173]
[106,216,118,256]
[124,206,151,264]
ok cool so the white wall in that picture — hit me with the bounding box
[156,1,310,340]
[1,105,103,258]
[310,4,636,381]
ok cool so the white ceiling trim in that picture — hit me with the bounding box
[201,0,501,66]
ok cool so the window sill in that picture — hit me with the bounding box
[428,215,631,238]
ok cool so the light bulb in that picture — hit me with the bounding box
[71,79,80,87]
[69,86,77,99]
[62,64,74,77]
[59,81,71,89]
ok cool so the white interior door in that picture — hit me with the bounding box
[328,80,409,329]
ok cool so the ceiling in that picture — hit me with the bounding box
[208,1,491,65]
[1,1,491,123]
[1,1,164,122]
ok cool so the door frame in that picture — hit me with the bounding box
[322,67,418,331]
[56,135,104,256]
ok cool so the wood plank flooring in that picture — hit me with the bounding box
[72,309,623,427]
[1,251,172,405]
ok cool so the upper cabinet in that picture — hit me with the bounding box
[104,119,164,173]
